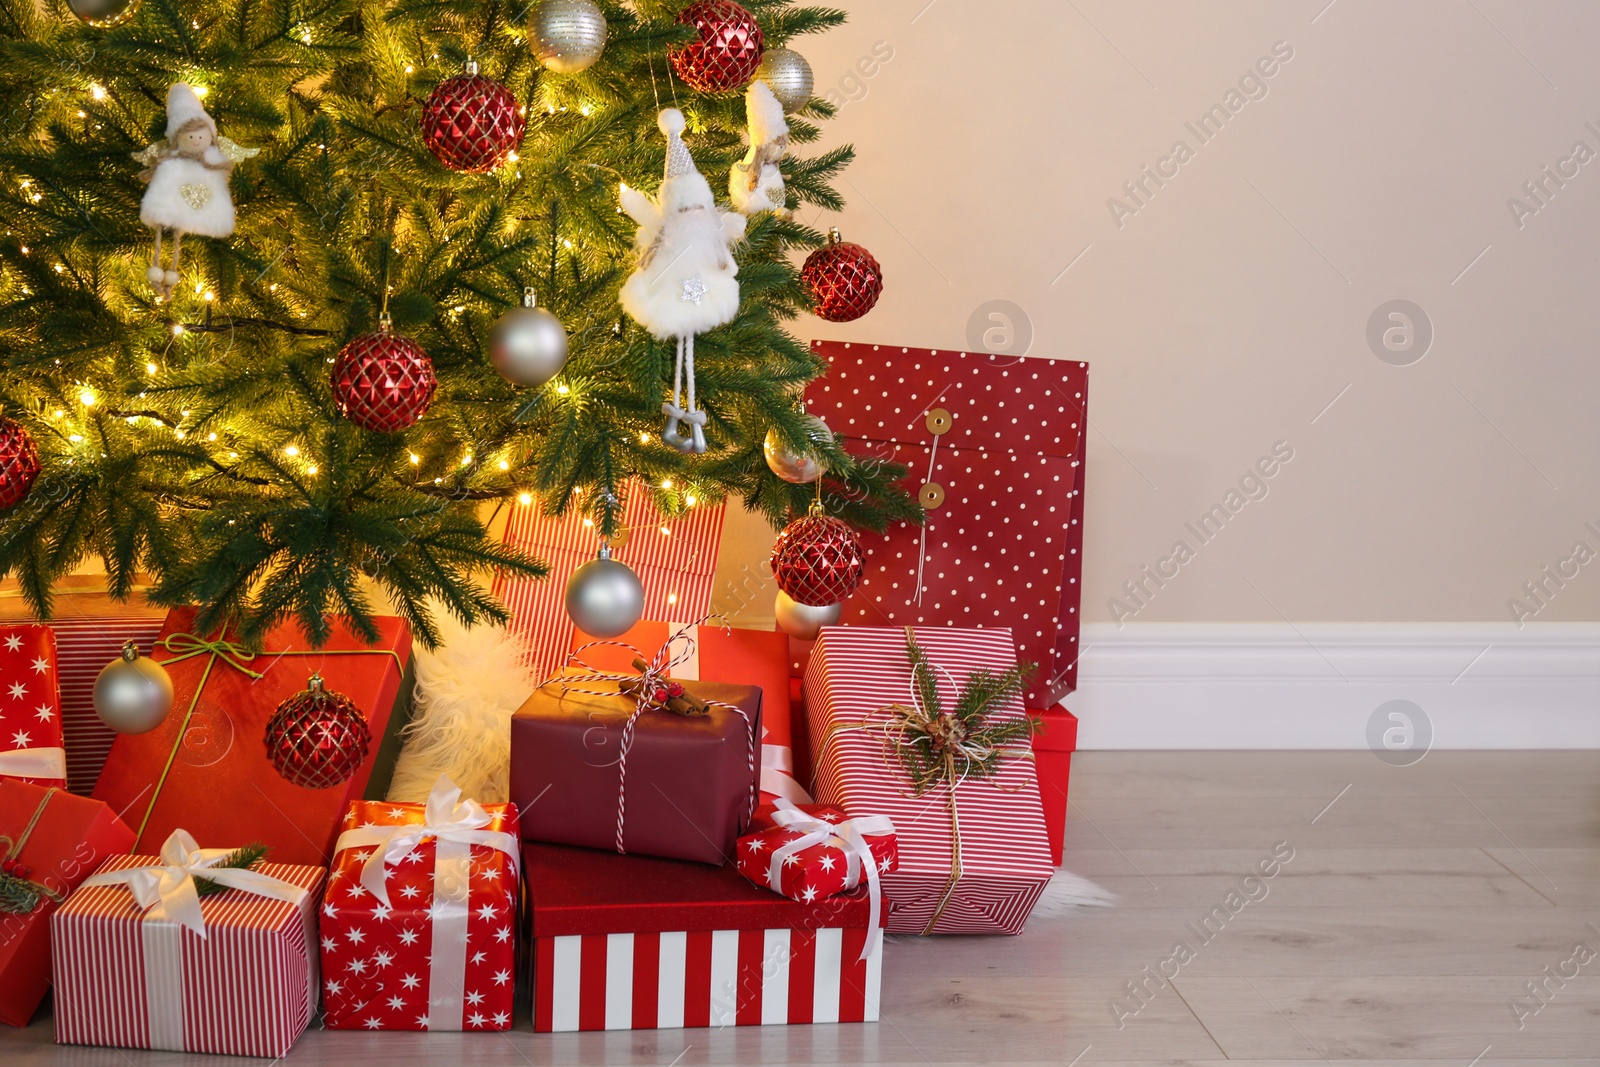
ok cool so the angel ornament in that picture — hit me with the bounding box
[132,83,258,299]
[619,109,746,454]
[729,81,789,218]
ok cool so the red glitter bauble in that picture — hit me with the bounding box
[420,65,526,173]
[669,1,764,93]
[331,319,437,433]
[801,229,884,323]
[770,509,864,607]
[0,418,40,510]
[264,675,371,790]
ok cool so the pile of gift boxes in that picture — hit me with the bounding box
[0,344,1087,1054]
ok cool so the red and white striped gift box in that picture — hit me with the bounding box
[51,854,324,1057]
[493,485,726,682]
[535,926,881,1031]
[0,624,65,789]
[805,626,1054,935]
[527,843,882,1032]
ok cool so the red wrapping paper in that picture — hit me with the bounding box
[51,852,324,1057]
[805,625,1054,934]
[92,607,414,866]
[493,484,726,681]
[0,624,65,789]
[736,800,897,905]
[321,792,521,1031]
[571,620,809,804]
[0,781,135,1027]
[805,341,1089,705]
[527,842,882,1030]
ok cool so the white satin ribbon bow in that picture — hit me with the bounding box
[0,746,67,782]
[332,776,520,1031]
[765,799,894,960]
[80,827,309,939]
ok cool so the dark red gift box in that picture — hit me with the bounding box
[91,607,414,866]
[0,780,135,1027]
[526,842,882,1030]
[511,678,761,865]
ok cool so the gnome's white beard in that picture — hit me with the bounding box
[620,199,744,339]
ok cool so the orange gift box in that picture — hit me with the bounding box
[92,607,414,866]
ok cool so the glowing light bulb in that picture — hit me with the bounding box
[194,87,208,98]
[667,592,679,605]
[145,362,157,374]
[660,479,672,489]
[460,454,473,466]
[686,494,697,506]
[307,465,319,475]
[639,432,650,443]
[518,493,532,506]
[408,452,420,465]
[78,389,94,406]
[68,434,82,442]
[90,84,106,100]
[497,459,510,471]
[172,324,185,336]
[659,526,671,536]
[556,384,570,395]
[207,432,217,441]
[582,518,594,527]
[284,445,299,457]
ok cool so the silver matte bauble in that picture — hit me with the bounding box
[531,0,609,74]
[566,545,646,638]
[93,641,174,735]
[68,0,141,28]
[490,287,569,388]
[756,47,815,113]
[763,416,832,484]
[775,591,842,640]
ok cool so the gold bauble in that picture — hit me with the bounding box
[531,0,608,74]
[67,0,141,28]
[756,46,814,113]
[763,416,832,485]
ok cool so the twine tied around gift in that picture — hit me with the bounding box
[0,787,66,914]
[80,828,308,938]
[821,627,1037,935]
[128,627,406,849]
[540,618,756,855]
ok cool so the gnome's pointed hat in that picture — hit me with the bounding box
[655,108,715,211]
[165,83,216,140]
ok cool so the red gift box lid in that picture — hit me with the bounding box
[1028,704,1079,753]
[526,843,876,938]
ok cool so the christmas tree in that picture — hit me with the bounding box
[0,0,914,647]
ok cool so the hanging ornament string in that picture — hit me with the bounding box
[0,788,67,914]
[913,430,940,607]
[536,619,756,855]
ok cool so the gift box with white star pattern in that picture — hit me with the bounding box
[0,624,65,790]
[321,798,521,1032]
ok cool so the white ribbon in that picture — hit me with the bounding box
[80,828,312,1053]
[760,743,813,804]
[764,799,894,960]
[0,746,67,782]
[332,776,520,1032]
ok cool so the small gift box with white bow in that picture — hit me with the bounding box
[736,799,896,924]
[321,776,521,1032]
[0,624,66,790]
[51,829,324,1057]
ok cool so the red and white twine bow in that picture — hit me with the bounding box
[764,799,894,959]
[543,620,756,855]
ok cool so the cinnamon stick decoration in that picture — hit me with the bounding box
[619,656,711,716]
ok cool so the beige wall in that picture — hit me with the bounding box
[720,0,1600,627]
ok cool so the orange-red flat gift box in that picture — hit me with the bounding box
[92,607,414,866]
[0,780,135,1027]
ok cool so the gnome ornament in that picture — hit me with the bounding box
[619,109,747,454]
[133,84,258,299]
[730,80,789,217]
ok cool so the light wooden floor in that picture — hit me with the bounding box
[6,751,1598,1065]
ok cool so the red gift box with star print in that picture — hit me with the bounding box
[804,341,1089,706]
[0,624,66,790]
[320,794,521,1032]
[735,800,897,906]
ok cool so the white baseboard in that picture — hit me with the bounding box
[1069,622,1600,750]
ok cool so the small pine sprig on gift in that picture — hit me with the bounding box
[0,844,63,914]
[193,843,270,898]
[892,634,1039,796]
